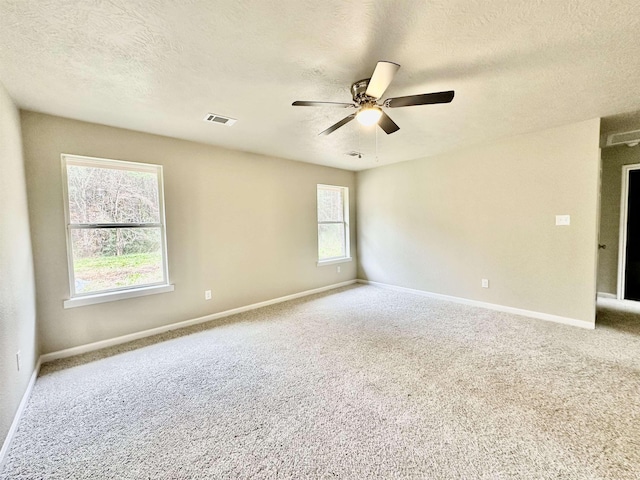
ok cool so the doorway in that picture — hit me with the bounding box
[618,164,640,300]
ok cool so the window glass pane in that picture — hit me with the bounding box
[67,165,160,224]
[71,227,164,294]
[318,223,346,260]
[317,187,344,222]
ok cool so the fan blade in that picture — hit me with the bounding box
[386,90,455,108]
[378,111,400,134]
[292,101,354,107]
[365,61,400,99]
[319,114,356,136]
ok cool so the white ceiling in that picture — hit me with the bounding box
[2,1,640,171]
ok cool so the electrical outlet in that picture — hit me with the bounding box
[204,290,212,300]
[481,279,489,288]
[337,266,341,273]
[16,350,21,371]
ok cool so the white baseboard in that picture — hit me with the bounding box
[597,292,617,299]
[41,280,358,363]
[0,357,41,470]
[358,280,595,329]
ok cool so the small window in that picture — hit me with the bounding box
[62,154,172,307]
[317,184,351,265]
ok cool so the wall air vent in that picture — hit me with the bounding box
[606,129,640,147]
[203,113,237,126]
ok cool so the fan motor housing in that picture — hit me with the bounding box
[351,78,375,104]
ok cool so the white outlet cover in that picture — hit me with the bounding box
[555,215,570,226]
[205,290,212,300]
[481,279,489,288]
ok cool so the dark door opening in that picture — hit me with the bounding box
[624,169,640,300]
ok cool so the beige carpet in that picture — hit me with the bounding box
[1,284,639,479]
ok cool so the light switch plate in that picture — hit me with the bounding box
[555,215,570,226]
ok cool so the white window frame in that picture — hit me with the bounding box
[61,154,173,308]
[317,184,352,266]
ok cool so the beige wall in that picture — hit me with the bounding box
[0,84,38,448]
[357,119,601,325]
[21,112,356,354]
[597,145,640,294]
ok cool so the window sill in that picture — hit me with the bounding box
[63,284,175,309]
[317,257,352,267]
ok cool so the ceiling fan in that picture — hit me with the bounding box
[292,61,454,136]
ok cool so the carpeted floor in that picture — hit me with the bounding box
[2,284,640,479]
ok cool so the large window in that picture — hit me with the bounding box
[62,154,172,307]
[317,184,351,264]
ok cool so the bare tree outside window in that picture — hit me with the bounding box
[63,155,169,296]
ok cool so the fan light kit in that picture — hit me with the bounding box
[357,106,382,126]
[292,61,455,136]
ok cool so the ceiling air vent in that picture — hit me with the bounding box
[606,129,640,147]
[203,113,237,126]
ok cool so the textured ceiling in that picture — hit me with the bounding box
[2,1,640,171]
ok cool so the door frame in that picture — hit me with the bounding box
[617,163,640,299]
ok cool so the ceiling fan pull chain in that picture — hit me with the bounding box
[375,125,379,163]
